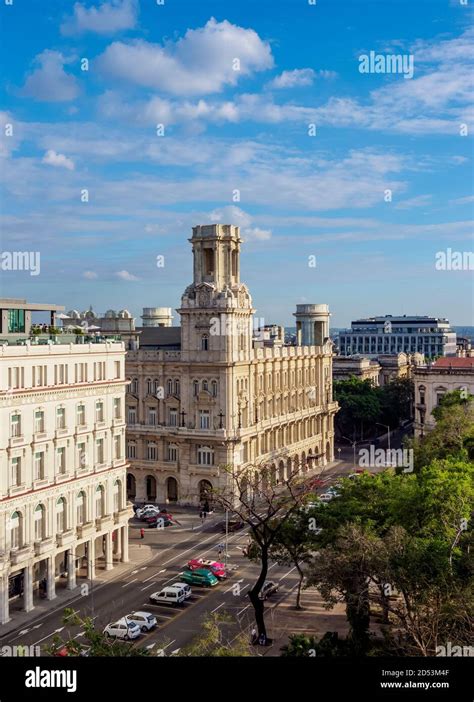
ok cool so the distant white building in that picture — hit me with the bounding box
[338,315,457,358]
[0,300,131,625]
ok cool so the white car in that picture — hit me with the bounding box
[137,506,160,520]
[149,586,186,606]
[103,618,141,640]
[319,493,334,502]
[168,582,192,599]
[125,611,157,632]
[327,486,340,497]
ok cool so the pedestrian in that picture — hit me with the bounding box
[203,500,210,513]
[199,510,204,524]
[250,627,258,644]
[140,527,145,539]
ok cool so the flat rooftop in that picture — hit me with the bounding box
[0,298,65,312]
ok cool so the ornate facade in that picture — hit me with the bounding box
[125,224,338,506]
[0,326,130,626]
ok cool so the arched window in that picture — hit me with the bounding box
[193,380,199,397]
[211,380,218,397]
[95,485,105,518]
[131,378,138,394]
[76,491,86,525]
[10,511,22,549]
[34,504,45,541]
[56,497,66,533]
[202,379,208,392]
[201,335,209,351]
[146,378,153,395]
[174,379,180,396]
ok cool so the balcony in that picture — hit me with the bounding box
[94,421,107,432]
[96,515,114,532]
[10,545,33,566]
[34,537,54,557]
[56,529,75,548]
[114,506,133,525]
[112,417,125,428]
[77,521,96,540]
[55,427,69,439]
[9,435,25,448]
[33,431,47,442]
[74,425,89,436]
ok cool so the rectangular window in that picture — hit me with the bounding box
[57,447,66,474]
[34,410,44,433]
[56,407,66,429]
[77,404,86,426]
[96,402,104,422]
[199,410,210,430]
[8,308,25,333]
[96,439,104,465]
[113,398,121,419]
[114,435,122,460]
[127,442,136,459]
[34,452,45,480]
[147,443,157,461]
[77,442,86,469]
[11,413,21,437]
[11,457,21,486]
[114,360,120,379]
[167,445,178,462]
[148,408,157,425]
[168,409,178,427]
[127,407,137,424]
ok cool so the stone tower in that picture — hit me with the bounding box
[178,224,255,363]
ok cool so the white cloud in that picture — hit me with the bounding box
[394,194,432,210]
[21,51,79,102]
[268,68,337,89]
[243,227,272,241]
[83,270,98,279]
[269,68,315,89]
[42,149,75,170]
[449,194,474,205]
[96,17,273,95]
[61,0,138,36]
[115,269,139,280]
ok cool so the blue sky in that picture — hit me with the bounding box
[0,0,473,327]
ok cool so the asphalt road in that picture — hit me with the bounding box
[0,459,375,655]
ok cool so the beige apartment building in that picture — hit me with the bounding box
[0,300,130,625]
[125,224,338,506]
[414,357,474,436]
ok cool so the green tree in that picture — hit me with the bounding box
[177,613,250,657]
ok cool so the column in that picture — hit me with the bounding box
[113,528,121,559]
[23,564,34,612]
[0,575,10,625]
[121,525,129,563]
[46,556,56,600]
[104,532,113,571]
[67,548,77,590]
[87,539,96,581]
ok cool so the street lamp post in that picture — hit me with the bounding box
[376,423,391,459]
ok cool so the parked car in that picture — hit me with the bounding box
[220,518,244,533]
[135,504,160,518]
[180,568,219,587]
[146,510,173,525]
[319,493,334,503]
[168,582,192,599]
[259,581,279,600]
[149,586,187,606]
[187,558,227,579]
[147,515,173,528]
[125,611,157,632]
[137,508,160,520]
[103,618,141,640]
[327,486,340,497]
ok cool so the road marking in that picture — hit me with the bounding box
[74,632,85,639]
[224,579,243,593]
[122,578,138,587]
[211,602,225,613]
[131,569,139,575]
[278,566,296,581]
[240,583,250,593]
[143,569,166,583]
[18,629,30,636]
[237,604,251,617]
[32,623,43,629]
[170,648,180,656]
[162,532,217,565]
[268,563,278,571]
[141,582,155,591]
[32,627,64,646]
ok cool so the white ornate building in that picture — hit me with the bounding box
[0,305,130,626]
[126,224,338,505]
